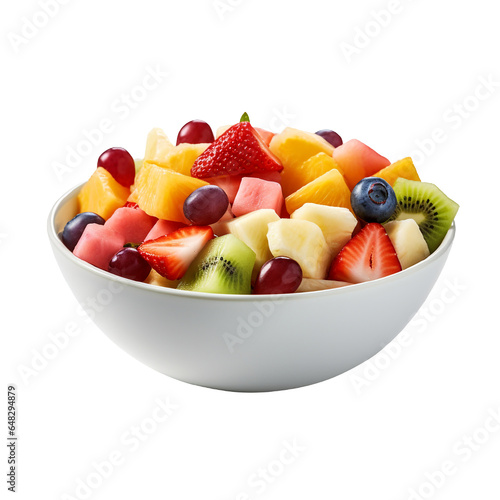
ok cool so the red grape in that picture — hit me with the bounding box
[176,120,215,145]
[315,129,343,148]
[108,247,151,282]
[62,212,105,251]
[98,147,135,187]
[253,257,303,294]
[183,185,229,225]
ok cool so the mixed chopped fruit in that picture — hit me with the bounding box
[62,114,459,295]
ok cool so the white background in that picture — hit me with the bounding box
[1,0,499,499]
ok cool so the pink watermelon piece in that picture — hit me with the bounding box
[145,219,186,241]
[105,207,157,244]
[232,177,284,217]
[208,175,242,204]
[255,127,275,147]
[249,170,282,184]
[73,223,126,270]
[332,139,390,191]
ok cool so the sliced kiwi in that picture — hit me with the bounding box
[178,234,256,294]
[386,178,459,253]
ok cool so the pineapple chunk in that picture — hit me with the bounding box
[144,127,208,175]
[145,269,180,288]
[226,209,280,279]
[144,128,175,165]
[159,143,211,176]
[291,203,357,258]
[267,219,331,279]
[285,169,352,215]
[296,278,350,293]
[135,162,208,222]
[383,219,430,269]
[216,125,232,138]
[373,157,421,186]
[77,167,130,220]
[269,127,334,198]
[282,152,343,197]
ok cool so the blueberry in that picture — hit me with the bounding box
[62,212,105,251]
[351,177,397,223]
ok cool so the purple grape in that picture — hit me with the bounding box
[315,129,343,148]
[253,257,303,294]
[183,185,229,225]
[108,247,151,282]
[62,212,105,251]
[98,147,135,187]
[176,120,215,145]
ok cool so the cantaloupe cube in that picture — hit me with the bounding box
[104,207,157,244]
[73,224,126,270]
[332,139,390,190]
[77,167,130,220]
[232,177,284,217]
[285,169,352,215]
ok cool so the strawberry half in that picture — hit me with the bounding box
[138,226,214,280]
[191,122,282,178]
[328,223,401,283]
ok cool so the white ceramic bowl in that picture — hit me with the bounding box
[48,184,456,392]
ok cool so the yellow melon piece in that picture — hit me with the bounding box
[144,128,175,165]
[282,152,343,197]
[373,157,421,186]
[77,167,130,220]
[269,127,334,197]
[285,169,352,215]
[135,162,208,222]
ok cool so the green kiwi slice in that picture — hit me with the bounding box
[178,234,256,294]
[387,178,459,253]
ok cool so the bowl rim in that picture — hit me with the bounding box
[48,182,456,302]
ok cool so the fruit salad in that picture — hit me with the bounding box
[62,114,459,295]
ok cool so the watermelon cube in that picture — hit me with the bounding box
[73,223,126,270]
[104,207,157,244]
[145,219,186,241]
[232,177,284,217]
[249,170,282,184]
[332,139,390,191]
[208,175,242,204]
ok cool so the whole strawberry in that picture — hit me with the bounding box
[191,122,282,178]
